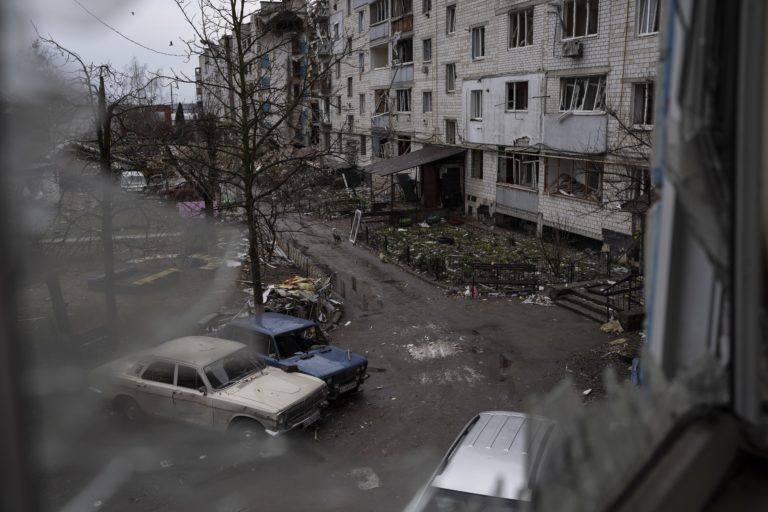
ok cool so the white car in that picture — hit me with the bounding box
[89,337,327,437]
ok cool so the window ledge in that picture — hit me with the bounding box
[505,109,529,114]
[545,191,602,204]
[370,20,389,28]
[637,31,659,38]
[507,44,533,51]
[632,124,654,131]
[556,110,607,116]
[472,56,486,61]
[497,182,537,193]
[561,33,599,42]
[470,118,483,122]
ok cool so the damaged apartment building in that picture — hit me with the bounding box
[324,0,660,248]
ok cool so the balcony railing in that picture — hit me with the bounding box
[370,21,390,41]
[391,63,414,84]
[495,184,539,222]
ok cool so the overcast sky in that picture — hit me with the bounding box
[11,0,203,102]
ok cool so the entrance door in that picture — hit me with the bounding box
[422,165,441,208]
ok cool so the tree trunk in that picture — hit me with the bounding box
[245,192,264,312]
[97,76,118,342]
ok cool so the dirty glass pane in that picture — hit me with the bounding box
[142,362,174,384]
[176,365,202,389]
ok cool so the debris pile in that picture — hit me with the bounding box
[261,277,343,329]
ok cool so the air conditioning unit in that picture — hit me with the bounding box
[422,65,430,74]
[562,40,583,58]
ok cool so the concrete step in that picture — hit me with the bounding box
[568,287,608,306]
[556,294,607,323]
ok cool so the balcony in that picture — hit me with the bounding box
[368,67,391,88]
[543,112,608,153]
[371,114,389,129]
[495,184,539,222]
[370,21,390,42]
[390,63,414,85]
[391,15,413,34]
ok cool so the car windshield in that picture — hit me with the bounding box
[203,349,265,390]
[274,327,326,357]
[422,488,522,512]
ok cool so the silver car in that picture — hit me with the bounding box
[89,337,327,437]
[405,411,555,512]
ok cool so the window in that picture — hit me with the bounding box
[423,39,432,62]
[335,61,341,78]
[337,132,344,151]
[423,0,432,13]
[498,151,538,189]
[371,44,388,69]
[506,81,529,111]
[358,11,365,32]
[176,365,203,390]
[470,149,483,179]
[471,26,485,59]
[347,77,353,97]
[347,114,354,131]
[360,134,367,156]
[358,52,365,72]
[347,36,353,52]
[359,93,366,113]
[392,0,413,17]
[374,89,389,114]
[394,39,413,64]
[396,89,412,112]
[624,167,649,201]
[632,82,655,126]
[560,75,606,111]
[142,361,174,384]
[336,95,342,115]
[374,136,389,157]
[509,8,534,48]
[445,63,456,92]
[324,131,331,151]
[371,0,389,24]
[445,119,456,144]
[563,0,598,39]
[545,157,602,201]
[470,90,483,120]
[347,0,352,16]
[637,0,659,34]
[422,91,432,113]
[398,136,412,155]
[333,23,340,40]
[446,4,456,33]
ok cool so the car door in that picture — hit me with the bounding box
[172,364,214,427]
[135,361,176,418]
[225,326,277,363]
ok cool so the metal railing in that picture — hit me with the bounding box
[603,272,644,320]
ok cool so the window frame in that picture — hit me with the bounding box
[396,88,412,112]
[445,63,457,92]
[470,90,483,120]
[562,0,599,40]
[632,81,655,127]
[360,134,367,156]
[423,38,432,62]
[358,10,365,32]
[347,76,353,97]
[545,157,603,202]
[471,26,486,60]
[498,150,539,190]
[422,90,433,113]
[359,92,366,113]
[508,8,534,48]
[559,75,606,112]
[445,119,457,144]
[470,149,484,179]
[370,0,389,25]
[505,81,529,112]
[358,52,365,72]
[176,364,205,390]
[637,0,660,35]
[446,4,457,34]
[141,361,175,385]
[394,38,414,64]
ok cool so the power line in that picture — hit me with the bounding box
[71,0,187,58]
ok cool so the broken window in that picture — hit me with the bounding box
[394,38,413,64]
[374,136,389,158]
[374,89,389,114]
[445,119,457,144]
[470,149,484,179]
[396,89,412,112]
[446,4,456,34]
[632,82,655,126]
[560,75,606,111]
[423,38,432,62]
[398,135,412,155]
[446,63,456,92]
[637,0,660,35]
[471,26,485,59]
[498,150,538,189]
[509,8,534,48]
[371,43,388,69]
[470,90,483,120]
[563,0,598,39]
[423,91,432,113]
[545,157,602,201]
[506,81,529,111]
[370,0,389,24]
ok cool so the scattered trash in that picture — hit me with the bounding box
[93,501,102,508]
[418,222,430,228]
[159,460,174,468]
[522,294,553,306]
[609,338,627,345]
[600,319,624,333]
[199,454,207,460]
[391,397,397,400]
[582,389,592,396]
[344,320,351,327]
[350,467,380,490]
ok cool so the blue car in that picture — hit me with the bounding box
[219,312,368,398]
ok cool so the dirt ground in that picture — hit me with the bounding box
[23,213,635,512]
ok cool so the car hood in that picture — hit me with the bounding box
[216,366,324,414]
[282,346,367,379]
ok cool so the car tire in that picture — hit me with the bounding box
[228,418,266,441]
[113,396,143,424]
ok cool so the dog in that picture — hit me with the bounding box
[332,228,342,245]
